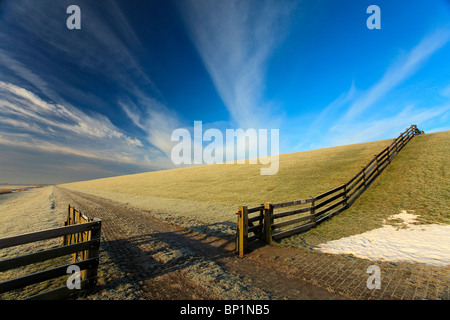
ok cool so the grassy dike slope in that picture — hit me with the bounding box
[288,130,450,248]
[61,130,449,246]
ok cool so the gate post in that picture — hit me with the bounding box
[263,203,273,245]
[236,206,248,258]
[85,218,102,283]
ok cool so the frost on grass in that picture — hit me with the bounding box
[0,187,65,261]
[151,245,192,264]
[181,260,270,300]
[59,187,237,238]
[317,210,450,267]
[146,244,269,299]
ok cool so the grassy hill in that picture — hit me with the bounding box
[60,130,449,246]
[285,130,449,248]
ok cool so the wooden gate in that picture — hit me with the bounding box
[0,205,101,299]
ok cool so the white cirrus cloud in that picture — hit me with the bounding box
[179,0,296,130]
[0,81,169,170]
[332,27,450,131]
[315,27,450,147]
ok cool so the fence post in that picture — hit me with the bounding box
[263,203,273,245]
[235,209,240,255]
[362,167,366,188]
[236,206,248,258]
[387,148,391,164]
[310,198,316,225]
[85,218,102,283]
[343,185,348,209]
[375,155,379,175]
[259,206,264,241]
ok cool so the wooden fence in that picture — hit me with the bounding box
[0,205,102,299]
[236,125,423,257]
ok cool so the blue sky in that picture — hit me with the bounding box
[0,0,449,184]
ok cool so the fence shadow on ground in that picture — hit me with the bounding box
[188,221,236,244]
[95,226,236,298]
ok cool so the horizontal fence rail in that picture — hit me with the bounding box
[236,125,423,256]
[0,205,102,300]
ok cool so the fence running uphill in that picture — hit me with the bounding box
[236,125,424,257]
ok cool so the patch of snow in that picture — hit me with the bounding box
[316,210,450,267]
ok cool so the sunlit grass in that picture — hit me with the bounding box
[61,138,393,208]
[283,130,450,248]
[61,130,449,246]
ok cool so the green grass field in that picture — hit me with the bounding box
[61,130,449,247]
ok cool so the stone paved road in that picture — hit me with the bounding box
[55,187,449,300]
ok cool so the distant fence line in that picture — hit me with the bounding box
[0,205,101,299]
[236,124,424,257]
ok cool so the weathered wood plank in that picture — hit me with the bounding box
[273,214,315,229]
[248,213,263,224]
[248,224,262,234]
[365,161,377,177]
[0,258,99,294]
[346,169,364,188]
[248,206,264,213]
[248,234,262,243]
[365,166,380,186]
[346,179,366,201]
[314,191,345,210]
[315,184,346,201]
[377,152,387,168]
[272,198,314,209]
[347,186,367,207]
[315,198,346,217]
[273,206,312,219]
[377,146,389,158]
[272,222,315,240]
[315,205,347,224]
[0,239,100,272]
[362,156,377,171]
[0,221,102,250]
[248,216,262,224]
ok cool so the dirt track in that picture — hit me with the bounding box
[53,187,448,300]
[54,187,347,300]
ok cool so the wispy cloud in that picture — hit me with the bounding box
[441,83,450,98]
[119,92,183,157]
[0,0,152,90]
[334,103,450,145]
[307,27,450,148]
[0,0,183,181]
[293,82,357,151]
[179,0,296,130]
[0,81,158,166]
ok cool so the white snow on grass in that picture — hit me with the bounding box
[317,210,450,267]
